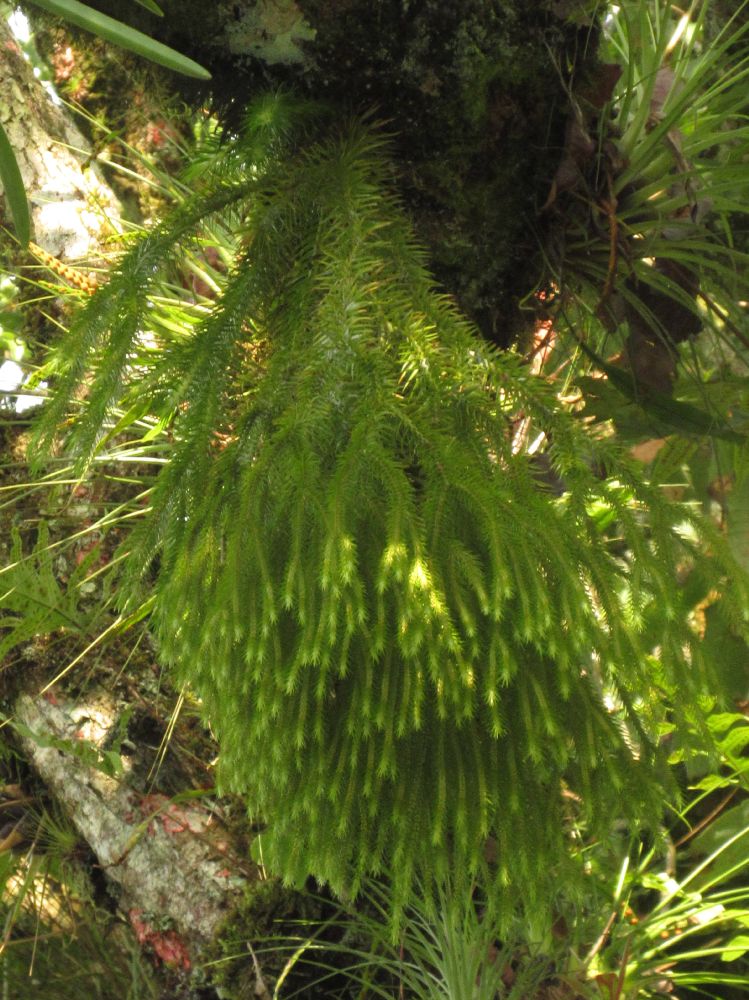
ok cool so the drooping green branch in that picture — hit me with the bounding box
[32,92,749,926]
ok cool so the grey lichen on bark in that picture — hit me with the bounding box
[221,0,316,63]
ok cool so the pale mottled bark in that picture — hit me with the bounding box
[16,692,249,960]
[0,17,120,259]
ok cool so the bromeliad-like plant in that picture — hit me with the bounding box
[29,90,749,923]
[265,876,558,1000]
[583,712,749,999]
[544,0,749,411]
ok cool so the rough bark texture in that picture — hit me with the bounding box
[0,17,120,259]
[15,691,249,963]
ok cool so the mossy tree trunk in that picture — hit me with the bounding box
[0,15,121,259]
[26,0,596,343]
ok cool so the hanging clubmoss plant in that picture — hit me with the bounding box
[32,92,748,924]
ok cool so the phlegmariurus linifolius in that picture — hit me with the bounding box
[28,242,100,296]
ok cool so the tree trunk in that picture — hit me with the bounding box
[15,691,250,965]
[26,0,595,343]
[0,16,121,259]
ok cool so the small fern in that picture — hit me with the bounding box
[31,93,749,925]
[0,522,90,660]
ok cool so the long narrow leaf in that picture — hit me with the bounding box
[26,0,210,79]
[0,122,30,247]
[132,0,164,15]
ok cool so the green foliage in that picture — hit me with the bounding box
[0,456,159,686]
[0,521,90,658]
[8,711,127,778]
[29,90,749,926]
[545,0,749,417]
[0,857,161,999]
[0,788,159,999]
[270,878,556,1000]
[23,0,210,78]
[204,878,337,999]
[591,717,749,998]
[0,120,30,247]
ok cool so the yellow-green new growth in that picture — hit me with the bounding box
[31,92,749,927]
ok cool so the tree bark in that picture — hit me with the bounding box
[0,15,120,259]
[15,690,251,965]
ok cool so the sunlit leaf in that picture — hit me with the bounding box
[0,122,30,247]
[26,0,211,79]
[721,935,749,962]
[132,0,164,15]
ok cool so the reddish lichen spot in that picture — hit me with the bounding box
[128,909,191,970]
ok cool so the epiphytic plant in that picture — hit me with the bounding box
[28,88,749,927]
